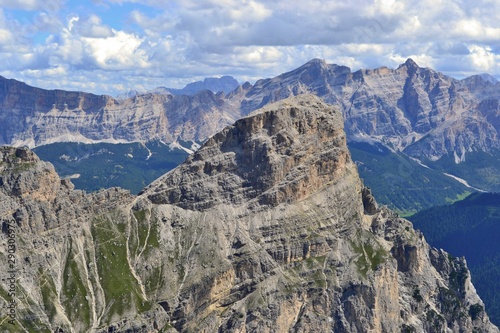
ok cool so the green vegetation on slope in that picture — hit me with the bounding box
[34,141,189,194]
[425,150,500,192]
[408,192,500,326]
[91,213,151,323]
[38,267,58,324]
[61,238,91,329]
[348,141,471,216]
[350,230,388,278]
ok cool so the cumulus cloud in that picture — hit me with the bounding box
[0,0,500,95]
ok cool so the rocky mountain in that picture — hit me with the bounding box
[0,75,243,148]
[2,59,500,208]
[3,59,500,160]
[162,75,240,95]
[122,76,241,99]
[0,95,497,332]
[240,58,500,162]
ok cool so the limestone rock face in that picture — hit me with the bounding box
[0,95,498,332]
[241,58,500,160]
[143,96,350,210]
[0,76,240,147]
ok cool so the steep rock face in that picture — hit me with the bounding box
[0,76,241,147]
[238,59,500,160]
[143,96,350,210]
[0,95,498,332]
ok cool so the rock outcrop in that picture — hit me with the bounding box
[143,96,350,210]
[0,95,498,332]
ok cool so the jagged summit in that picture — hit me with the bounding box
[396,57,419,70]
[143,95,352,210]
[404,57,419,67]
[301,58,328,67]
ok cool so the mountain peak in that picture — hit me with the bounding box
[144,94,354,210]
[397,58,420,71]
[478,73,498,83]
[299,58,329,71]
[306,58,327,65]
[404,58,419,67]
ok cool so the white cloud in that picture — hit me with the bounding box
[73,14,113,38]
[468,45,497,72]
[0,28,14,44]
[82,31,149,70]
[451,19,500,41]
[0,0,500,95]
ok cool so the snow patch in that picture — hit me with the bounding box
[191,142,201,151]
[141,143,153,160]
[408,157,431,169]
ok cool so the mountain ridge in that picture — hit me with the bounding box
[2,59,498,157]
[122,75,241,98]
[1,58,499,159]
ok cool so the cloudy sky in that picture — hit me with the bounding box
[0,0,499,96]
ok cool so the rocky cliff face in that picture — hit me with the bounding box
[2,59,500,162]
[241,58,500,160]
[0,76,241,148]
[0,95,497,332]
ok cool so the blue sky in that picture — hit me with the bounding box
[1,0,500,96]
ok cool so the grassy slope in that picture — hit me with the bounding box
[34,141,189,194]
[348,142,471,216]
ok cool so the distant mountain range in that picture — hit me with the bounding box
[157,75,240,95]
[2,59,500,210]
[2,58,500,159]
[116,75,240,99]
